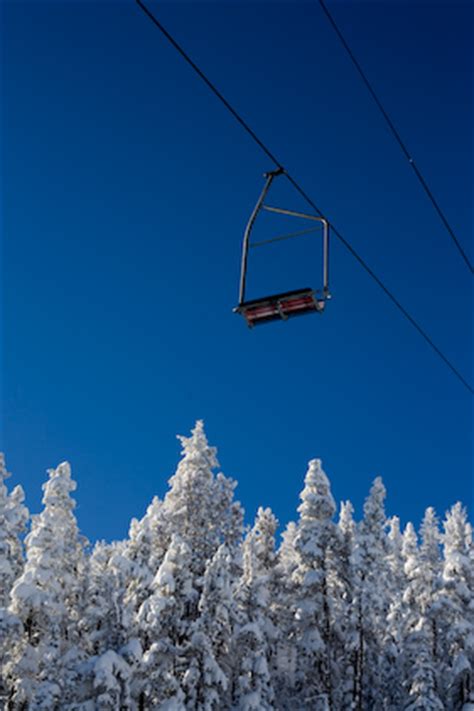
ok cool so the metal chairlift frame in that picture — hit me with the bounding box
[235,169,330,325]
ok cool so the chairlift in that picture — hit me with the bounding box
[234,168,331,328]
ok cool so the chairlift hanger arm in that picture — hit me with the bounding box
[238,169,284,305]
[238,169,330,306]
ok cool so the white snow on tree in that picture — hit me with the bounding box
[437,503,474,709]
[233,508,278,710]
[290,459,337,710]
[163,421,243,580]
[0,454,29,703]
[6,461,87,709]
[0,428,471,711]
[0,454,29,607]
[137,533,197,708]
[352,476,390,710]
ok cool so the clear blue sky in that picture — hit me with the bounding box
[2,0,472,542]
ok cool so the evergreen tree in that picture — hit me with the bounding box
[80,540,128,657]
[438,503,474,709]
[122,495,169,632]
[163,421,243,581]
[6,462,87,709]
[137,533,197,709]
[352,477,390,711]
[0,455,29,704]
[233,508,278,711]
[291,459,337,710]
[183,545,234,710]
[334,501,358,709]
[0,454,29,607]
[272,521,298,707]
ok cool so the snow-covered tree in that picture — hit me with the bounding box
[80,540,128,657]
[6,462,87,709]
[180,544,234,710]
[438,503,474,709]
[333,500,358,709]
[163,421,243,580]
[0,454,29,607]
[290,459,337,710]
[233,508,278,710]
[136,533,197,709]
[272,520,298,706]
[0,455,29,704]
[122,495,169,632]
[352,476,390,711]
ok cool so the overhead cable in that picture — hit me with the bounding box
[135,0,473,395]
[317,0,473,276]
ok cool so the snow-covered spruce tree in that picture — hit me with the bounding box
[80,513,169,708]
[331,500,359,709]
[122,495,170,636]
[0,455,29,705]
[136,533,196,709]
[352,476,390,711]
[132,422,244,709]
[0,454,29,607]
[290,459,338,710]
[182,544,234,710]
[436,503,474,709]
[400,522,443,710]
[6,462,87,710]
[379,516,406,711]
[163,421,243,581]
[390,509,443,709]
[233,507,278,711]
[418,508,443,662]
[80,540,130,657]
[272,520,298,706]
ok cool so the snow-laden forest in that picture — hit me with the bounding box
[0,422,472,711]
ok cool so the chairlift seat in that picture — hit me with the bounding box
[235,288,324,328]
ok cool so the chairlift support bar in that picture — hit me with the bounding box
[250,225,321,248]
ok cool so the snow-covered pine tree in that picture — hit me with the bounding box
[163,421,243,583]
[418,508,443,663]
[0,455,29,706]
[136,533,196,709]
[278,521,298,577]
[80,540,128,657]
[437,503,474,709]
[122,495,169,631]
[6,462,87,710]
[399,521,443,710]
[0,454,29,607]
[290,459,337,710]
[391,508,443,710]
[333,500,359,709]
[233,507,278,711]
[272,520,298,707]
[183,544,234,710]
[352,476,390,711]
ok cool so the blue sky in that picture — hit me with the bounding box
[2,0,472,542]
